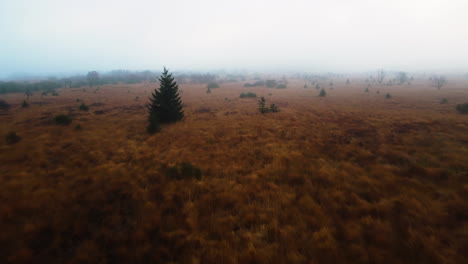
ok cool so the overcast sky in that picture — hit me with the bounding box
[1,0,467,77]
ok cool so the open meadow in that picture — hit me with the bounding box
[1,78,468,263]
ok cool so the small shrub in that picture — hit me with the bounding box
[456,103,468,114]
[440,98,448,104]
[270,104,280,112]
[315,84,320,90]
[5,131,21,144]
[365,88,369,93]
[207,82,220,89]
[319,88,326,97]
[79,103,89,111]
[22,100,29,108]
[240,92,257,98]
[276,84,287,89]
[304,84,308,88]
[74,124,82,130]
[0,100,10,110]
[51,91,59,96]
[54,114,72,125]
[166,162,201,180]
[206,87,211,94]
[258,97,280,113]
[385,93,391,99]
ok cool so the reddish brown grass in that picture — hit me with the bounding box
[1,79,468,263]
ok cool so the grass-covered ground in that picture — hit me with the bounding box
[1,79,468,263]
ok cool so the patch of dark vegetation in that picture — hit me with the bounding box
[166,162,202,180]
[22,100,29,108]
[79,103,89,111]
[54,114,72,125]
[90,103,105,107]
[207,82,220,89]
[5,131,21,144]
[455,103,468,114]
[319,88,326,97]
[276,84,287,89]
[94,110,106,115]
[266,80,277,88]
[244,80,265,87]
[258,97,280,113]
[240,92,257,98]
[0,99,10,110]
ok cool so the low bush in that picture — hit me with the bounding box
[258,97,280,113]
[276,84,287,89]
[0,100,10,110]
[54,114,72,125]
[456,103,468,114]
[22,100,29,108]
[5,131,21,144]
[240,92,257,98]
[79,103,89,111]
[207,82,220,89]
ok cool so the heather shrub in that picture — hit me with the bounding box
[240,92,257,98]
[456,103,468,114]
[0,100,10,110]
[5,131,21,144]
[54,114,72,125]
[207,82,220,89]
[79,103,89,111]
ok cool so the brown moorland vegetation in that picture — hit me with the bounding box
[1,79,468,263]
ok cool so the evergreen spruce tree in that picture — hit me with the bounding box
[147,67,184,133]
[319,88,326,97]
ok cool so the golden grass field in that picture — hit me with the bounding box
[1,78,468,263]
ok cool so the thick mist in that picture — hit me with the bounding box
[1,0,467,78]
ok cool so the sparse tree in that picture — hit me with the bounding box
[87,71,100,87]
[147,67,184,133]
[397,72,408,85]
[377,69,385,84]
[25,89,32,101]
[432,75,446,89]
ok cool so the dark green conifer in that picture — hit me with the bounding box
[147,67,184,133]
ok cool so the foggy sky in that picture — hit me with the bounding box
[1,0,467,78]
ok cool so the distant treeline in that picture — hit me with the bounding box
[0,70,227,94]
[0,80,62,94]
